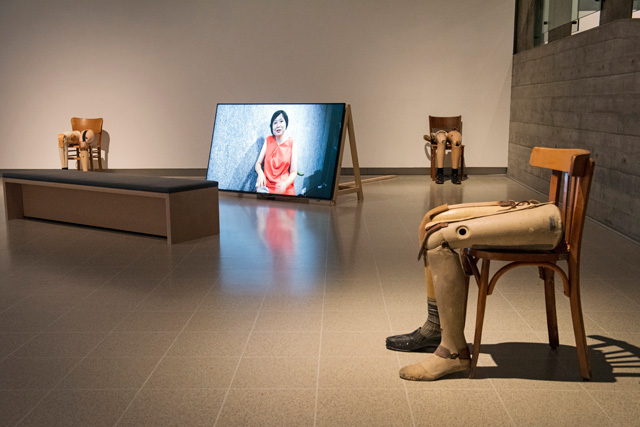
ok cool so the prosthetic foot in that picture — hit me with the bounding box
[435,168,444,184]
[386,328,440,352]
[399,346,470,380]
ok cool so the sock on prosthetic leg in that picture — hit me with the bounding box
[419,266,440,337]
[385,266,441,351]
[400,244,469,380]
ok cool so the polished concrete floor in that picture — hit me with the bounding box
[1,175,639,426]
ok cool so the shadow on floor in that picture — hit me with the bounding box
[472,336,640,382]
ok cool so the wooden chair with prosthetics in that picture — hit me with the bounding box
[69,117,104,171]
[424,115,465,181]
[462,147,595,380]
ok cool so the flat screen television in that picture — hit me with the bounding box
[206,103,346,201]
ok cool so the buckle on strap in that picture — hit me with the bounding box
[435,345,470,360]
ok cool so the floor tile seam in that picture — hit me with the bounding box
[211,288,268,427]
[110,274,230,426]
[363,204,419,427]
[584,306,640,314]
[9,271,156,424]
[0,297,27,315]
[400,357,417,427]
[0,308,80,363]
[488,378,522,426]
[0,246,132,360]
[583,312,615,336]
[116,244,203,315]
[582,389,624,425]
[312,230,329,427]
[85,247,205,426]
[226,386,417,391]
[48,241,159,323]
[503,291,540,337]
[8,337,112,425]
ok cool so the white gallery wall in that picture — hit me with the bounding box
[0,0,515,170]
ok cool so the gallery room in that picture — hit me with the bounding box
[0,0,639,425]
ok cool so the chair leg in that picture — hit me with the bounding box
[541,267,559,349]
[463,275,470,329]
[469,259,490,378]
[568,264,591,379]
[88,148,94,171]
[430,145,436,181]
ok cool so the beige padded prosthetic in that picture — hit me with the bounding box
[399,353,470,381]
[431,130,447,168]
[426,203,563,252]
[402,202,564,381]
[58,131,81,169]
[420,202,563,258]
[425,266,435,298]
[428,245,468,352]
[58,130,96,171]
[447,130,462,169]
[430,130,462,169]
[400,245,469,381]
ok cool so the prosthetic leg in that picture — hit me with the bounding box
[431,130,462,184]
[58,130,95,171]
[399,202,563,381]
[433,130,447,184]
[447,130,462,185]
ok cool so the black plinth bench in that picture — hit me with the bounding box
[2,170,219,244]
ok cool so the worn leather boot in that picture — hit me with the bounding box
[435,168,444,184]
[386,328,441,352]
[451,169,461,185]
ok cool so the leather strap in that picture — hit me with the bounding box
[418,222,449,260]
[435,345,470,360]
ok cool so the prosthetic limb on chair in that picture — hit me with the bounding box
[426,130,463,184]
[399,201,563,381]
[447,131,463,184]
[58,129,96,171]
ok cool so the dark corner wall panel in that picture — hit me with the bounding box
[508,19,640,242]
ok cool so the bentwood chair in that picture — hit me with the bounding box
[69,117,104,171]
[424,115,465,181]
[462,147,595,380]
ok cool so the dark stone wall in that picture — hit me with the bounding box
[508,19,640,242]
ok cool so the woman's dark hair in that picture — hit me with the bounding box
[270,110,289,135]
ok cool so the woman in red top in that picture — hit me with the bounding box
[255,110,298,195]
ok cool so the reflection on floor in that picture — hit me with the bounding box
[1,175,639,426]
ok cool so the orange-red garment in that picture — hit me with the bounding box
[263,135,295,195]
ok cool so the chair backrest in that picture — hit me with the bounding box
[71,117,103,146]
[429,115,462,134]
[529,147,595,258]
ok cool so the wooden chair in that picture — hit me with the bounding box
[462,147,595,380]
[69,117,104,171]
[424,115,465,181]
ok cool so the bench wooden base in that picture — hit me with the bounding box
[3,178,219,244]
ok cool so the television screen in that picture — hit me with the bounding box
[206,103,346,201]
